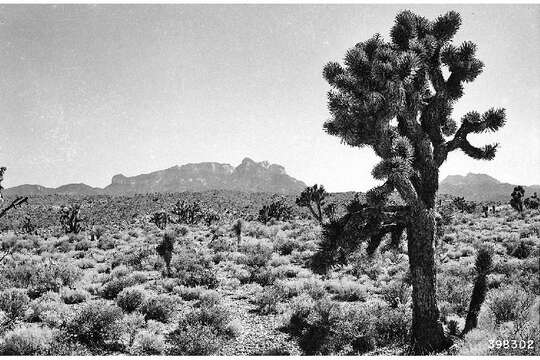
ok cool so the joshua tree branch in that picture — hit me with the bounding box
[0,196,28,219]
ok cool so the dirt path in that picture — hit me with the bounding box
[218,290,302,355]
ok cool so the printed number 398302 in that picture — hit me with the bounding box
[488,339,534,349]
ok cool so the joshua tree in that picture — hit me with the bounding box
[295,184,328,223]
[257,198,293,223]
[59,204,83,234]
[0,167,28,220]
[461,245,493,336]
[156,230,175,277]
[232,219,244,246]
[524,192,539,210]
[322,10,506,353]
[510,186,524,212]
[171,200,203,224]
[150,210,169,230]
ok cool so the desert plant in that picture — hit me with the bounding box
[0,167,29,221]
[150,210,169,230]
[461,245,494,336]
[20,215,36,234]
[165,304,234,355]
[116,286,147,313]
[321,9,506,353]
[0,288,30,324]
[64,300,123,349]
[90,225,106,241]
[59,204,83,234]
[156,230,175,276]
[139,294,176,322]
[169,246,219,288]
[510,186,525,212]
[171,200,204,224]
[203,209,220,226]
[231,219,244,246]
[296,184,328,223]
[0,325,55,355]
[60,288,89,304]
[524,192,539,209]
[258,199,293,223]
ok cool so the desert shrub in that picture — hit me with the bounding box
[130,331,165,355]
[166,323,224,355]
[64,300,123,349]
[90,225,106,240]
[285,294,315,336]
[509,240,532,259]
[116,286,147,313]
[0,288,30,322]
[325,278,368,302]
[119,312,146,349]
[238,238,274,267]
[165,304,235,355]
[3,260,82,298]
[437,274,473,316]
[368,302,410,346]
[274,236,299,256]
[173,286,203,301]
[169,247,218,288]
[0,325,55,355]
[208,236,235,253]
[27,293,70,328]
[286,295,410,355]
[122,246,154,269]
[75,258,95,269]
[197,290,221,308]
[379,279,412,308]
[74,238,92,251]
[139,294,176,322]
[60,288,89,304]
[224,262,251,284]
[254,286,284,314]
[274,277,326,300]
[237,238,275,284]
[294,297,345,355]
[100,277,138,300]
[249,265,277,286]
[97,236,115,250]
[487,285,531,324]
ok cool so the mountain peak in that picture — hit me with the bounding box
[102,158,305,194]
[440,173,539,202]
[6,158,306,195]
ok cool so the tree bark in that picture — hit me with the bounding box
[407,206,449,354]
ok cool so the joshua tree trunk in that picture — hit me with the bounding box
[407,206,449,354]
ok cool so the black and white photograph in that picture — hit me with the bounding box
[0,2,538,356]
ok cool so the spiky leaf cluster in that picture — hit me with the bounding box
[323,10,506,214]
[296,184,328,223]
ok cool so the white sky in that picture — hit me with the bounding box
[0,4,538,191]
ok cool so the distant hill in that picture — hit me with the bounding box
[5,158,307,196]
[439,173,540,202]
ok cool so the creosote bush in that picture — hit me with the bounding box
[64,300,123,350]
[116,286,147,313]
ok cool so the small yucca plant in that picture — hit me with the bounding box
[157,231,176,277]
[461,245,494,336]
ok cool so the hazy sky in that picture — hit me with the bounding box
[0,4,539,192]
